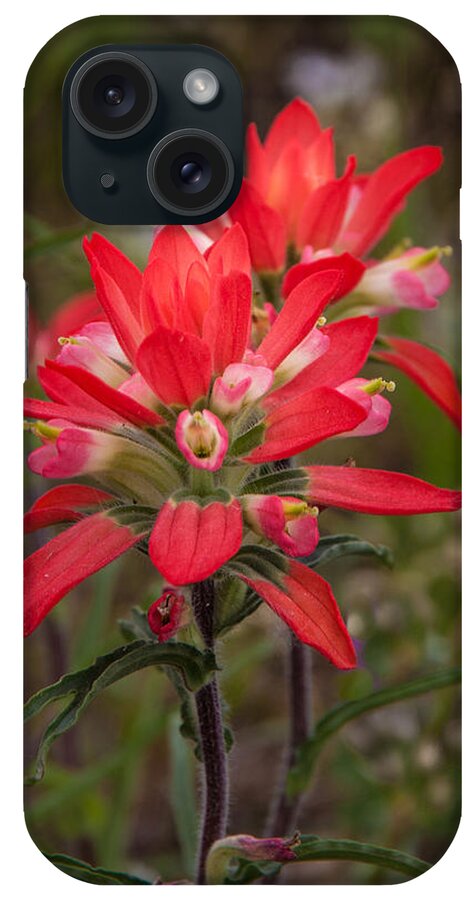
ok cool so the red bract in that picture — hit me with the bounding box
[229,98,442,272]
[24,104,460,668]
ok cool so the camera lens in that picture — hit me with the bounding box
[70,52,157,139]
[147,130,234,216]
[180,162,202,185]
[104,86,124,106]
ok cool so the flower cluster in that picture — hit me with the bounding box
[24,99,461,670]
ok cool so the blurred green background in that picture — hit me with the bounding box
[24,16,461,885]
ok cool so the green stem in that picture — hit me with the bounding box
[192,580,229,884]
[190,467,214,497]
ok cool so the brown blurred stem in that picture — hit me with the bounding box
[265,632,313,837]
[192,579,229,884]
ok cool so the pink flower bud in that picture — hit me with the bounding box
[337,377,392,437]
[243,494,319,557]
[147,589,185,642]
[175,409,228,471]
[211,363,273,416]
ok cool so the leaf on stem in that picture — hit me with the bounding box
[300,533,394,569]
[44,853,151,885]
[287,668,461,795]
[24,640,217,783]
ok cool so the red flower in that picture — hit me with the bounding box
[228,98,442,273]
[24,166,460,668]
[147,590,185,642]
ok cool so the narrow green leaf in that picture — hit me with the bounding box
[44,853,151,885]
[288,668,460,795]
[301,533,394,569]
[25,641,216,783]
[292,835,430,878]
[224,835,429,884]
[241,467,308,497]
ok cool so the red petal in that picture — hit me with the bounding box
[264,97,321,165]
[266,141,308,239]
[182,262,211,335]
[136,325,212,407]
[148,226,206,290]
[339,146,443,257]
[258,269,343,370]
[140,257,182,332]
[241,562,356,668]
[202,271,252,374]
[83,233,143,318]
[246,122,268,195]
[297,155,356,249]
[25,485,114,533]
[283,252,364,300]
[206,223,251,277]
[149,498,243,584]
[246,386,366,463]
[304,465,461,514]
[229,181,286,272]
[374,336,461,430]
[24,398,120,431]
[43,360,163,427]
[85,260,145,363]
[264,316,378,411]
[24,512,145,635]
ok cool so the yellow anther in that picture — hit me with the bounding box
[57,335,82,346]
[361,377,397,396]
[317,316,327,327]
[25,420,61,440]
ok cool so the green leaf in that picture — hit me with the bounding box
[214,577,262,636]
[25,640,217,783]
[288,668,461,796]
[229,422,266,457]
[221,834,429,884]
[301,533,394,569]
[241,467,308,497]
[44,852,151,885]
[292,835,430,879]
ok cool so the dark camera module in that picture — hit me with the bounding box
[70,51,158,139]
[147,129,234,216]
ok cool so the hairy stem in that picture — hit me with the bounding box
[266,632,313,837]
[192,580,229,884]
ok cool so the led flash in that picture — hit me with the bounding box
[183,68,219,105]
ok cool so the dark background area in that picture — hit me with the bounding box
[24,16,461,885]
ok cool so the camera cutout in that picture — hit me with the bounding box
[63,45,243,224]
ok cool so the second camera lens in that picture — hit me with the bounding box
[147,129,234,216]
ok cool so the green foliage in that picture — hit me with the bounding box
[222,835,429,884]
[44,852,151,885]
[25,641,217,783]
[288,668,461,796]
[214,577,262,636]
[302,534,394,569]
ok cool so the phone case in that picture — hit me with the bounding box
[24,16,461,886]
